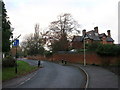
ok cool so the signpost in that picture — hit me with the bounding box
[13,39,19,46]
[13,39,19,73]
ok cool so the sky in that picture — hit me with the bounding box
[4,0,120,44]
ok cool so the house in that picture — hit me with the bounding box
[71,27,114,49]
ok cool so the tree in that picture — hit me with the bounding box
[45,13,80,51]
[21,24,45,56]
[2,1,13,53]
[51,33,69,52]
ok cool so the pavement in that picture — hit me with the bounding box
[72,64,119,88]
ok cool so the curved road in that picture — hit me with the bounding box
[6,59,85,88]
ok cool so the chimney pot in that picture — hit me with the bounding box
[107,30,111,37]
[82,29,86,36]
[94,26,98,33]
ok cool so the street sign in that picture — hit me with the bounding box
[13,39,19,46]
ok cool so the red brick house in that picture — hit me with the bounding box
[71,27,114,49]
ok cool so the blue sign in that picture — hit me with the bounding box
[13,39,19,46]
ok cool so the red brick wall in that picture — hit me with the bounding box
[107,42,113,44]
[85,39,92,44]
[49,53,119,65]
[27,53,119,65]
[72,42,83,49]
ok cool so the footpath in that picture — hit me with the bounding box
[72,64,119,88]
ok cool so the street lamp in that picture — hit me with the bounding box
[83,34,87,66]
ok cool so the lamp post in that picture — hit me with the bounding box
[84,35,86,66]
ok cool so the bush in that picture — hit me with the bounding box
[77,49,87,53]
[87,43,101,52]
[44,51,53,57]
[96,44,120,56]
[2,56,16,67]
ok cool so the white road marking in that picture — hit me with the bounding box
[15,72,37,88]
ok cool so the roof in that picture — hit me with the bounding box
[72,36,83,42]
[106,37,114,42]
[86,31,101,41]
[99,33,106,38]
[72,30,114,42]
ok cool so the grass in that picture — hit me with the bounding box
[2,60,38,81]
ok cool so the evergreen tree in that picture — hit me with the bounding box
[2,1,13,53]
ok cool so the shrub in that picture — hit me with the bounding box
[2,56,16,67]
[87,43,101,52]
[77,49,87,53]
[44,51,53,57]
[96,44,120,56]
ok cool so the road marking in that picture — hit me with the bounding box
[15,72,37,88]
[19,82,25,85]
[80,67,89,89]
[70,64,89,89]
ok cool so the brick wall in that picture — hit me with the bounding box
[27,53,119,65]
[72,42,83,49]
[48,53,119,65]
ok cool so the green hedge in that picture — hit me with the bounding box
[44,51,53,57]
[96,44,120,56]
[2,56,16,67]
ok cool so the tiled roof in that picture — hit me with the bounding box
[72,36,83,42]
[86,31,101,41]
[72,30,114,42]
[106,37,114,42]
[99,33,106,38]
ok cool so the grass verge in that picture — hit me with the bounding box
[2,60,38,82]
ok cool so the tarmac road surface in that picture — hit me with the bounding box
[3,60,85,88]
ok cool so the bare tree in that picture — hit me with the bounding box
[21,24,45,56]
[47,13,80,40]
[44,13,81,51]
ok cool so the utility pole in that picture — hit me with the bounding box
[84,34,86,66]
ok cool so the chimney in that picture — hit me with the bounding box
[107,30,111,37]
[94,26,98,33]
[82,29,86,36]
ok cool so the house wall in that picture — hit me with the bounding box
[72,42,83,49]
[85,39,92,44]
[101,36,114,44]
[106,42,113,44]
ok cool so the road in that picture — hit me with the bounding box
[3,59,85,88]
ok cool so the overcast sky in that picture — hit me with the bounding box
[4,0,119,43]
